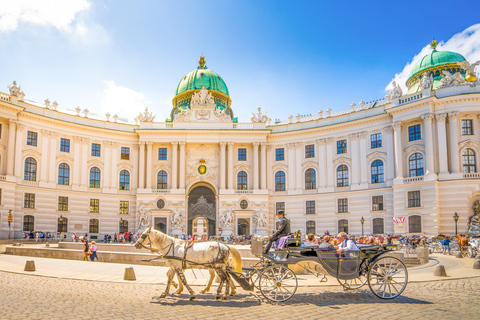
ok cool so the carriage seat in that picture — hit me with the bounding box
[273,234,294,250]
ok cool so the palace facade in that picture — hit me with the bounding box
[1,44,480,240]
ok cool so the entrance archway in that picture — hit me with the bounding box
[188,185,216,237]
[154,217,167,234]
[237,218,250,235]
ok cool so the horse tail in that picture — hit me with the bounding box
[226,245,243,274]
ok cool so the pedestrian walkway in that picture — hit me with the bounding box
[0,252,478,285]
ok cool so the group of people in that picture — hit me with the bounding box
[80,236,98,262]
[23,232,54,242]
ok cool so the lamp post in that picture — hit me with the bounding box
[360,216,365,236]
[453,212,459,236]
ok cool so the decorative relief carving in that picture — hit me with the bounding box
[421,113,434,123]
[138,108,156,122]
[174,86,231,123]
[448,111,459,120]
[393,121,402,131]
[250,107,271,124]
[186,144,218,184]
[435,113,447,122]
[384,126,394,134]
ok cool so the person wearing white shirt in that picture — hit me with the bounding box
[336,232,359,254]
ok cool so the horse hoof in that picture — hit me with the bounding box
[189,296,196,301]
[230,290,236,296]
[216,295,221,300]
[175,291,183,295]
[199,290,206,294]
[221,296,227,301]
[172,283,178,289]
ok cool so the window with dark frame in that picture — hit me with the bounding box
[57,217,68,233]
[463,148,477,173]
[119,220,128,233]
[89,167,101,188]
[462,119,473,135]
[408,124,421,141]
[337,140,347,154]
[373,218,384,234]
[409,153,424,177]
[306,200,315,214]
[371,133,382,148]
[275,171,286,191]
[238,148,247,161]
[305,168,316,189]
[91,143,101,157]
[89,219,99,233]
[158,148,167,160]
[119,170,130,190]
[306,220,316,234]
[372,196,384,211]
[275,148,284,161]
[408,215,422,233]
[24,157,37,181]
[338,198,348,213]
[336,165,349,187]
[58,196,68,211]
[237,171,247,190]
[27,131,37,146]
[90,199,100,213]
[371,160,384,184]
[276,202,285,213]
[120,201,129,214]
[24,193,35,209]
[58,163,70,185]
[338,219,348,234]
[23,215,34,231]
[157,170,168,189]
[121,147,130,160]
[305,144,315,158]
[408,191,421,208]
[60,138,70,152]
[240,200,248,209]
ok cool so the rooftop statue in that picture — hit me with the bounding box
[438,70,465,88]
[419,72,433,90]
[251,107,271,124]
[7,81,20,97]
[457,60,480,82]
[191,86,215,107]
[138,107,156,122]
[385,81,403,101]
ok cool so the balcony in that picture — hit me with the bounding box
[153,189,170,194]
[368,182,387,189]
[0,175,6,181]
[235,190,253,194]
[403,176,424,184]
[399,92,422,105]
[464,172,480,179]
[303,189,317,194]
[0,93,11,102]
[22,180,39,187]
[334,186,351,192]
[56,184,72,190]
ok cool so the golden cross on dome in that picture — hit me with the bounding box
[199,56,206,68]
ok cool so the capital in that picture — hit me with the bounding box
[178,141,186,147]
[316,139,326,145]
[357,131,367,139]
[81,137,90,144]
[325,137,334,143]
[219,142,227,147]
[41,129,51,136]
[384,126,393,134]
[287,143,296,149]
[146,141,153,146]
[8,119,18,126]
[435,113,447,122]
[139,141,146,146]
[348,133,358,141]
[50,132,59,138]
[227,142,235,146]
[253,142,260,147]
[421,113,434,123]
[260,142,267,148]
[73,136,83,143]
[171,141,179,146]
[448,111,459,120]
[295,142,303,148]
[17,123,25,131]
[393,121,402,131]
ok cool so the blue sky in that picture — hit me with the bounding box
[1,0,480,123]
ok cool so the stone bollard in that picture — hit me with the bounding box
[24,260,36,272]
[433,265,447,276]
[124,267,136,281]
[473,258,480,270]
[455,252,463,258]
[45,242,50,248]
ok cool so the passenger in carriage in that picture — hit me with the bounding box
[303,233,318,247]
[336,232,359,254]
[318,235,335,250]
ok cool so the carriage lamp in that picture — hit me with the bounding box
[453,212,459,235]
[360,216,365,236]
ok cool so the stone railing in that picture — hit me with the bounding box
[403,176,424,184]
[303,189,317,193]
[233,123,254,129]
[152,123,174,129]
[399,92,422,105]
[152,189,170,194]
[464,172,480,179]
[22,180,39,187]
[56,184,72,190]
[369,182,387,189]
[235,190,253,194]
[334,186,351,192]
[0,93,11,102]
[0,175,6,181]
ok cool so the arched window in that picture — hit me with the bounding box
[157,170,168,189]
[58,163,70,185]
[24,157,37,181]
[119,219,128,233]
[237,171,247,190]
[23,215,34,232]
[463,148,477,173]
[119,170,130,190]
[373,218,384,234]
[338,219,348,234]
[275,171,285,191]
[89,219,99,234]
[89,167,101,188]
[305,168,316,190]
[336,165,349,187]
[408,215,421,233]
[306,220,316,235]
[371,160,384,184]
[57,217,68,233]
[409,153,424,177]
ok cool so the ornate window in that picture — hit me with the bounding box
[24,193,35,209]
[57,217,68,233]
[89,167,101,188]
[371,133,382,148]
[24,157,37,181]
[91,143,101,157]
[89,219,99,233]
[463,148,476,173]
[408,215,422,233]
[119,219,128,233]
[306,221,316,234]
[371,160,384,184]
[408,191,421,208]
[23,215,34,231]
[372,195,383,211]
[306,200,315,214]
[373,218,384,234]
[237,171,247,190]
[305,168,316,190]
[409,153,424,177]
[305,144,315,158]
[275,148,284,161]
[338,219,348,234]
[157,170,168,189]
[238,148,247,161]
[338,198,348,213]
[462,119,473,135]
[121,147,130,160]
[240,199,248,209]
[337,140,347,154]
[158,148,167,160]
[58,163,70,185]
[119,170,130,190]
[336,165,349,187]
[60,138,70,152]
[275,171,286,191]
[26,131,37,146]
[120,201,129,214]
[58,196,68,211]
[408,124,421,141]
[276,202,285,214]
[157,199,165,209]
[90,199,99,213]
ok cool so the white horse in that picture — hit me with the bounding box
[134,227,242,300]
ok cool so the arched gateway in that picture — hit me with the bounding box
[188,185,216,237]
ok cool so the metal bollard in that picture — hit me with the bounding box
[124,267,136,281]
[433,265,447,276]
[24,260,36,272]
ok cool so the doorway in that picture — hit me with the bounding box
[188,185,216,237]
[154,217,167,234]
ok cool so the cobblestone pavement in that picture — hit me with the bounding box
[0,271,478,320]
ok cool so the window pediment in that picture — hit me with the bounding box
[272,163,288,171]
[22,149,41,158]
[301,160,318,168]
[87,159,104,167]
[235,164,250,171]
[404,144,424,154]
[333,156,350,164]
[367,151,387,160]
[56,155,73,163]
[459,139,480,149]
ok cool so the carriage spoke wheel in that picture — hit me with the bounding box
[251,261,269,290]
[337,274,367,290]
[367,256,407,299]
[259,265,297,302]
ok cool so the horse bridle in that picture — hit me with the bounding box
[135,231,175,257]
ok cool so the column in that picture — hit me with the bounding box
[253,142,259,190]
[110,143,119,189]
[138,142,145,189]
[48,133,58,184]
[7,119,17,176]
[287,143,296,190]
[40,130,50,183]
[103,142,111,188]
[448,112,460,174]
[227,142,234,190]
[14,124,25,179]
[132,144,139,190]
[145,142,153,189]
[359,132,368,186]
[436,113,449,176]
[349,134,359,185]
[219,142,226,190]
[295,142,302,190]
[80,138,89,187]
[179,142,186,189]
[73,137,82,186]
[325,138,334,188]
[260,142,267,190]
[266,145,273,190]
[171,141,178,190]
[421,113,435,178]
[316,139,326,189]
[385,127,395,184]
[393,121,404,181]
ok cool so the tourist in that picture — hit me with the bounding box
[82,238,90,261]
[303,233,318,246]
[336,232,359,254]
[386,235,392,245]
[72,233,77,242]
[35,232,39,242]
[319,235,335,250]
[114,233,118,243]
[103,234,107,243]
[441,236,451,255]
[89,241,98,261]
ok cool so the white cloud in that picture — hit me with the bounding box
[100,81,149,123]
[386,23,480,92]
[0,0,90,33]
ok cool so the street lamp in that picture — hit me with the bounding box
[360,216,365,236]
[453,212,459,236]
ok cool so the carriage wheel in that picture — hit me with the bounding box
[250,261,269,290]
[434,243,443,254]
[337,274,367,290]
[367,256,408,299]
[259,265,297,302]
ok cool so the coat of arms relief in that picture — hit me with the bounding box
[186,144,219,185]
